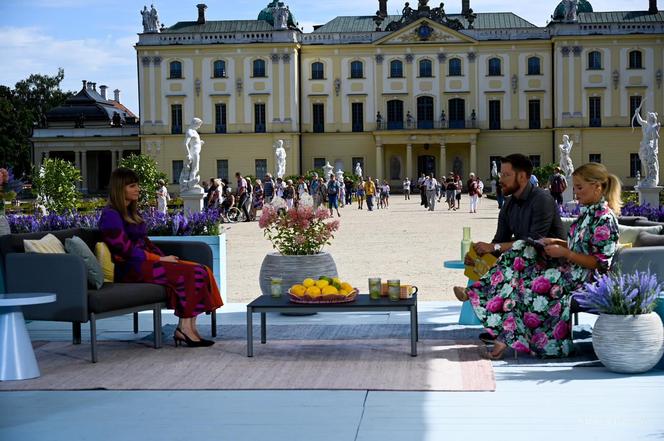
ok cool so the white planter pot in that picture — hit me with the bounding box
[150,234,227,304]
[592,312,664,374]
[259,252,338,296]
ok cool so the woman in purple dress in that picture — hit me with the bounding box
[99,168,223,347]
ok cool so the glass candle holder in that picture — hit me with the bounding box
[271,277,283,298]
[368,277,382,300]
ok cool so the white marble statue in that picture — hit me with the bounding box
[355,162,362,177]
[140,4,161,33]
[180,117,204,192]
[491,161,498,179]
[336,168,344,183]
[633,102,661,188]
[559,135,575,177]
[563,0,578,22]
[323,161,334,179]
[274,139,287,178]
[273,2,289,29]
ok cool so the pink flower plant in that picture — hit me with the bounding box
[259,204,340,255]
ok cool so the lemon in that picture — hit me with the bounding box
[290,284,306,296]
[322,285,338,295]
[303,278,315,287]
[305,286,321,297]
[340,282,353,292]
[315,279,329,289]
[339,289,349,296]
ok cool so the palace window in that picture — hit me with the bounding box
[589,154,601,163]
[311,62,324,80]
[630,96,642,126]
[628,50,643,69]
[387,99,404,129]
[215,103,227,133]
[589,97,601,127]
[213,60,226,78]
[313,157,326,169]
[172,160,183,184]
[169,61,182,79]
[448,98,465,129]
[528,99,541,129]
[390,60,403,78]
[529,155,541,168]
[254,103,266,132]
[255,159,267,179]
[488,57,502,76]
[417,96,434,129]
[350,61,363,79]
[419,59,432,77]
[527,57,541,75]
[217,160,228,181]
[253,59,266,77]
[489,100,501,130]
[630,153,642,177]
[587,51,602,70]
[313,103,324,133]
[448,58,462,76]
[352,102,363,132]
[171,104,182,134]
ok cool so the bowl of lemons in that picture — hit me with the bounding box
[289,276,358,303]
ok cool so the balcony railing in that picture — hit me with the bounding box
[377,120,477,130]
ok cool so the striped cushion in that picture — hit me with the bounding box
[23,233,66,254]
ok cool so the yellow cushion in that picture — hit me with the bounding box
[617,242,633,250]
[95,242,115,283]
[24,233,66,254]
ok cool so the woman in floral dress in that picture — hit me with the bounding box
[454,163,621,359]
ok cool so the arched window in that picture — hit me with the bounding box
[417,96,434,129]
[419,59,432,77]
[448,98,465,129]
[587,51,602,70]
[448,58,462,76]
[169,61,182,79]
[387,99,404,129]
[629,50,643,69]
[213,60,226,78]
[488,57,502,76]
[311,62,324,80]
[527,57,541,75]
[390,60,403,78]
[350,61,363,79]
[252,59,266,77]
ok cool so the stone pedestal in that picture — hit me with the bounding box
[491,181,496,194]
[636,186,662,207]
[181,186,205,213]
[562,182,574,204]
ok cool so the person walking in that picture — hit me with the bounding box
[327,175,342,217]
[403,177,411,200]
[356,179,365,209]
[235,172,251,222]
[250,178,264,220]
[549,167,567,206]
[467,173,479,213]
[424,174,437,211]
[283,179,295,209]
[417,173,428,208]
[455,174,462,210]
[263,174,275,204]
[364,176,376,211]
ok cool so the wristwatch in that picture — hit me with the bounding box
[493,243,501,253]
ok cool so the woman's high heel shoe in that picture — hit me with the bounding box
[174,328,214,347]
[453,286,469,302]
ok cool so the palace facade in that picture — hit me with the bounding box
[135,0,664,190]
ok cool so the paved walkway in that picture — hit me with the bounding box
[226,194,502,303]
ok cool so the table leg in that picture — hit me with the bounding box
[246,308,253,357]
[410,306,417,357]
[0,307,41,381]
[415,302,419,342]
[260,312,266,344]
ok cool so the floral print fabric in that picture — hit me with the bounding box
[468,199,618,357]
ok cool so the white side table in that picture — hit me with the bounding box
[0,293,56,381]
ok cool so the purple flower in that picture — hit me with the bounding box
[530,332,549,349]
[553,321,569,340]
[523,312,542,329]
[532,276,552,294]
[486,295,504,313]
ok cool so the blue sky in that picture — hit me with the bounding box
[0,0,647,115]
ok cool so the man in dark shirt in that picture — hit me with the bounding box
[464,154,565,341]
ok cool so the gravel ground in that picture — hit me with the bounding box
[224,194,501,303]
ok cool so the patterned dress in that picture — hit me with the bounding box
[468,199,619,357]
[99,207,223,318]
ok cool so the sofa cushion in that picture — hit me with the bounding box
[88,283,167,314]
[66,236,104,289]
[618,224,663,244]
[24,233,66,254]
[634,231,664,248]
[95,242,115,283]
[633,219,664,229]
[617,216,648,226]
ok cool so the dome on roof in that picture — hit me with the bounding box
[257,1,297,28]
[553,0,593,20]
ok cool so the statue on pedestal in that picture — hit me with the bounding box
[559,135,575,178]
[180,118,204,192]
[323,161,334,179]
[272,2,289,30]
[633,102,661,188]
[355,162,363,177]
[336,168,344,183]
[274,139,287,178]
[140,4,161,33]
[563,0,578,22]
[491,161,498,179]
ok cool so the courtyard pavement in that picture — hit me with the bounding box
[227,193,501,303]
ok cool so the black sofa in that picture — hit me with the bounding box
[0,228,217,362]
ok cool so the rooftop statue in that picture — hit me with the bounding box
[140,4,161,33]
[272,2,289,30]
[563,0,578,22]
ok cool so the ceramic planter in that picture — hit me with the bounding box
[592,312,664,374]
[259,252,338,296]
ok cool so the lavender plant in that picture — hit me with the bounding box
[620,202,664,222]
[574,270,663,315]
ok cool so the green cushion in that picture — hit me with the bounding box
[618,224,663,244]
[65,235,104,289]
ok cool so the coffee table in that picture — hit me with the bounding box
[246,293,419,357]
[0,292,56,381]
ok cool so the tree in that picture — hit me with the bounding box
[118,154,167,208]
[533,163,557,188]
[0,69,73,177]
[32,158,81,214]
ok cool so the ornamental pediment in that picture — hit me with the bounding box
[377,19,476,45]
